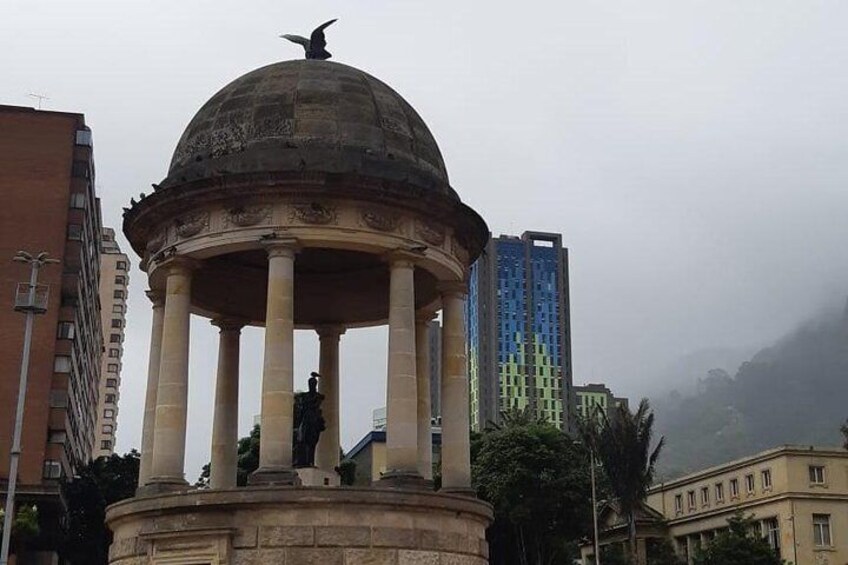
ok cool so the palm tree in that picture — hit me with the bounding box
[580,399,664,564]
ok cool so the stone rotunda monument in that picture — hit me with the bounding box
[107,50,493,564]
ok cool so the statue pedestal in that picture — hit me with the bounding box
[296,467,340,487]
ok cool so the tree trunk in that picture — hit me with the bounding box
[517,524,528,565]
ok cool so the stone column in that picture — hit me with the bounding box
[315,325,345,474]
[209,318,244,489]
[415,311,435,480]
[439,281,473,493]
[149,258,195,489]
[138,290,164,487]
[381,253,422,486]
[251,241,300,485]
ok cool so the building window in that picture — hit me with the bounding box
[43,460,62,479]
[745,474,755,495]
[48,430,67,443]
[104,409,115,419]
[687,490,696,510]
[116,260,127,271]
[762,517,780,557]
[715,483,724,502]
[75,129,93,146]
[110,334,122,343]
[111,318,123,329]
[729,478,739,498]
[106,378,118,388]
[813,514,832,547]
[69,193,86,209]
[762,469,772,490]
[57,322,75,339]
[67,224,83,241]
[101,440,112,450]
[49,389,68,408]
[700,486,709,506]
[107,363,119,372]
[809,465,826,485]
[109,349,120,358]
[71,160,90,178]
[114,275,126,285]
[674,494,683,514]
[102,424,114,434]
[54,355,72,373]
[105,394,116,404]
[113,290,125,300]
[112,304,124,314]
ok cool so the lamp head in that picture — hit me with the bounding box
[13,251,32,263]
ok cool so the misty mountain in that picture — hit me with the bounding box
[640,346,757,399]
[652,300,848,479]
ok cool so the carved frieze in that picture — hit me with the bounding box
[145,231,165,253]
[416,220,445,246]
[451,235,469,263]
[289,202,337,225]
[226,205,271,227]
[174,211,209,239]
[360,208,400,232]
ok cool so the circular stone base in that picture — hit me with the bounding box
[106,486,492,565]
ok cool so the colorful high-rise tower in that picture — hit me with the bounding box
[467,231,573,431]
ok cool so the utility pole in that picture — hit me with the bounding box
[1,251,58,565]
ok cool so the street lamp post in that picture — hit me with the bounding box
[1,252,58,565]
[590,448,601,565]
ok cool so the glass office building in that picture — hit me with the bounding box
[467,232,572,431]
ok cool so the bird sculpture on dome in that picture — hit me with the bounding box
[281,19,337,60]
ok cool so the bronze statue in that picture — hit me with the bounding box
[281,19,337,60]
[293,371,326,467]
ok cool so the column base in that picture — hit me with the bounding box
[439,486,477,497]
[248,467,302,486]
[378,470,433,491]
[136,477,189,497]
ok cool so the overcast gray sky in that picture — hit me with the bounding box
[4,0,848,481]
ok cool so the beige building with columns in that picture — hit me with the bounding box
[647,445,848,564]
[106,57,493,564]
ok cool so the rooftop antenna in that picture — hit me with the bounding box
[27,93,49,110]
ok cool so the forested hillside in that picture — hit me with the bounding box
[653,300,848,478]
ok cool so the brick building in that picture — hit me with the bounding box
[0,105,104,562]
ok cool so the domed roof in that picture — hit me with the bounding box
[163,59,452,197]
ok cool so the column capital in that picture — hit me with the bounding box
[437,280,468,298]
[415,309,438,324]
[260,236,300,258]
[160,255,201,276]
[315,324,346,340]
[211,317,248,332]
[145,289,165,307]
[384,248,424,269]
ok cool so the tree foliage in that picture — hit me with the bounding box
[579,399,664,564]
[60,450,140,565]
[472,408,593,565]
[0,504,40,555]
[841,419,848,450]
[692,512,783,565]
[197,424,261,488]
